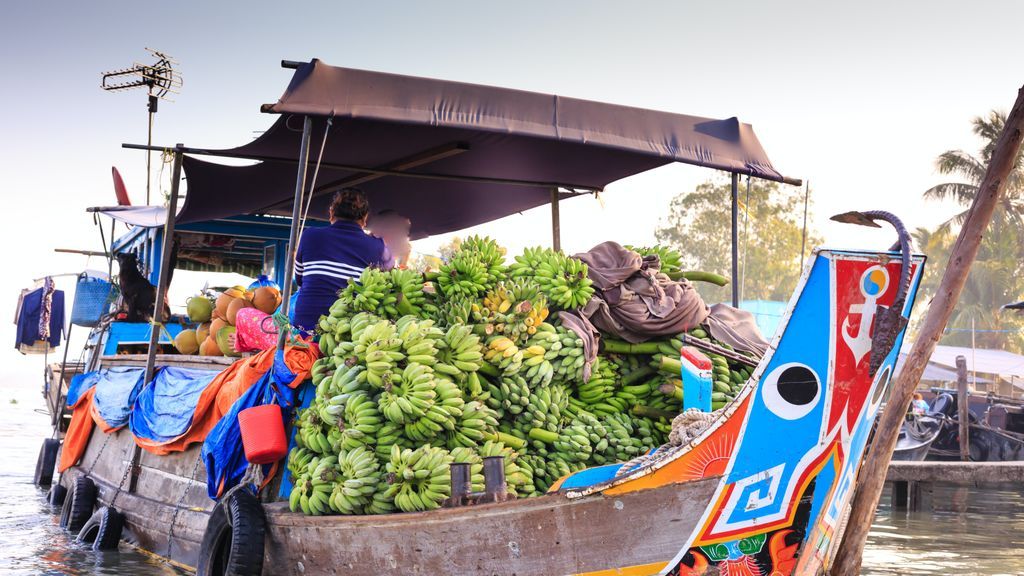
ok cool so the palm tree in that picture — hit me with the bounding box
[923,111,1024,233]
[919,111,1024,353]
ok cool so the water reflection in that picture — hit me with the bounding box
[864,482,1024,575]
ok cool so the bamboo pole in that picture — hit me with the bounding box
[832,85,1024,574]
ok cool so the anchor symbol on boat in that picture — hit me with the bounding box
[841,266,889,366]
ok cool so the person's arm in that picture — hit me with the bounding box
[378,242,395,271]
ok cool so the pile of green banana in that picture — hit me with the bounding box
[286,238,762,515]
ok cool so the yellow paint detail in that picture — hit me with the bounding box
[572,560,667,576]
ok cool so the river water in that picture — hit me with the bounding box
[2,382,1022,575]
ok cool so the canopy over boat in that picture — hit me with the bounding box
[167,59,795,238]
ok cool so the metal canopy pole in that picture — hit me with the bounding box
[730,173,740,307]
[277,116,314,352]
[130,144,183,494]
[551,188,561,252]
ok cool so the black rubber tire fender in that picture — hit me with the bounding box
[34,438,61,487]
[197,490,266,576]
[47,483,68,508]
[76,506,125,550]
[59,476,97,533]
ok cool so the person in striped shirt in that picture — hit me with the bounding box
[292,188,392,330]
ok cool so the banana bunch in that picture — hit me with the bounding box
[594,413,646,463]
[339,391,383,451]
[484,374,531,416]
[510,247,594,311]
[437,251,489,298]
[446,400,499,449]
[353,320,404,387]
[528,420,593,463]
[364,477,397,515]
[328,446,380,515]
[375,420,413,462]
[388,268,428,317]
[403,378,464,443]
[295,403,333,454]
[624,244,683,276]
[515,383,569,436]
[551,324,586,383]
[434,323,483,379]
[339,268,393,315]
[434,294,475,327]
[484,335,524,374]
[287,446,316,481]
[396,315,444,366]
[378,362,436,424]
[482,282,513,315]
[289,455,338,515]
[574,357,617,407]
[459,235,507,286]
[326,363,369,404]
[311,357,335,393]
[518,452,580,494]
[384,444,453,512]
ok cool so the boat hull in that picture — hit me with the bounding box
[263,478,719,575]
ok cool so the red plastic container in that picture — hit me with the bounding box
[238,404,288,465]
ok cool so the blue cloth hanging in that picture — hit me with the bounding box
[130,367,220,443]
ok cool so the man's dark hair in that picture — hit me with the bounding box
[330,188,370,222]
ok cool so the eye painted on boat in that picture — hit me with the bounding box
[870,365,892,408]
[761,362,820,420]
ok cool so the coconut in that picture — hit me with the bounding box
[199,336,222,356]
[210,317,227,337]
[252,286,282,314]
[173,329,200,355]
[196,322,211,344]
[186,296,214,324]
[215,292,235,319]
[216,325,240,357]
[226,297,253,325]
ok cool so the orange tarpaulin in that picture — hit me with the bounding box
[57,345,317,471]
[134,345,317,455]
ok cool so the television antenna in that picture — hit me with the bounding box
[101,49,182,205]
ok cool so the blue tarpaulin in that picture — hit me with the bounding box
[90,367,146,428]
[66,372,98,407]
[201,350,303,499]
[130,367,220,444]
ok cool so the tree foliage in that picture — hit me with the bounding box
[917,110,1024,352]
[655,178,819,303]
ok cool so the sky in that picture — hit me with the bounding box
[1,0,1022,391]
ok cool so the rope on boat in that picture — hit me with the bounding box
[295,116,334,243]
[167,453,204,559]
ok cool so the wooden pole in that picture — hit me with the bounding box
[551,188,561,252]
[832,85,1024,574]
[956,355,970,461]
[130,144,183,494]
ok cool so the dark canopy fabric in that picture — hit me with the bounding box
[176,59,787,237]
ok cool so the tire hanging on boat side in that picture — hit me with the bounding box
[197,489,266,576]
[47,483,67,507]
[60,476,97,533]
[76,506,125,550]
[34,438,61,487]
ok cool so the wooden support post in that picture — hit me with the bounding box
[908,481,931,512]
[891,481,908,510]
[551,188,561,252]
[131,144,183,494]
[730,173,739,307]
[832,85,1024,574]
[957,355,971,461]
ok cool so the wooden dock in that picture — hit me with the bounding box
[887,460,1024,483]
[884,460,1024,511]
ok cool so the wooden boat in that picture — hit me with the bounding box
[38,60,926,575]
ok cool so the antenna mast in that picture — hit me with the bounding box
[101,49,182,205]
